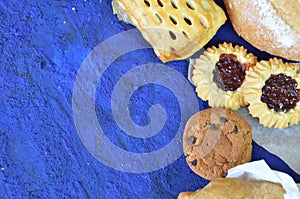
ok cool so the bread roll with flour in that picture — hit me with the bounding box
[224,0,300,61]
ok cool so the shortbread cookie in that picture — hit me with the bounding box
[191,42,257,110]
[183,108,252,180]
[178,178,285,199]
[224,0,300,61]
[244,58,300,129]
[112,0,226,62]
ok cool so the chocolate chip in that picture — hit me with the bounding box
[190,159,197,166]
[188,136,197,144]
[210,124,218,130]
[233,125,238,133]
[220,117,227,124]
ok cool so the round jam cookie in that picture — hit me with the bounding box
[183,108,252,180]
[244,58,300,129]
[191,42,257,110]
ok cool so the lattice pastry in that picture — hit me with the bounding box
[112,0,226,63]
[191,42,257,110]
[243,58,300,129]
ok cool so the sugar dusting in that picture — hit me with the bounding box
[248,0,297,48]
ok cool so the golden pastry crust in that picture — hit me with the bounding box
[113,0,226,62]
[243,58,300,129]
[178,178,285,199]
[191,42,257,110]
[224,0,300,61]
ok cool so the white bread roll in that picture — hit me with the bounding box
[224,0,300,62]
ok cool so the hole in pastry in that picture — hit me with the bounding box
[199,15,209,29]
[141,16,147,25]
[154,13,163,24]
[184,17,192,25]
[201,0,211,11]
[186,0,195,10]
[169,15,177,25]
[170,47,176,53]
[169,31,177,40]
[157,0,164,7]
[182,31,189,39]
[144,0,150,7]
[200,20,207,29]
[171,0,178,9]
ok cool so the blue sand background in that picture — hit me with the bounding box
[0,0,299,198]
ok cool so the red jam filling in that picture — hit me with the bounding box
[213,54,249,91]
[261,73,299,112]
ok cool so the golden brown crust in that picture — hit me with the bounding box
[224,0,300,61]
[243,58,300,129]
[183,108,252,180]
[191,42,257,110]
[113,0,226,62]
[178,178,285,199]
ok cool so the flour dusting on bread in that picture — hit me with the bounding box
[224,0,300,61]
[249,0,296,48]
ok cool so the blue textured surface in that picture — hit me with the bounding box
[0,0,299,198]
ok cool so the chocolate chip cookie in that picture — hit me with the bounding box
[183,108,252,180]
